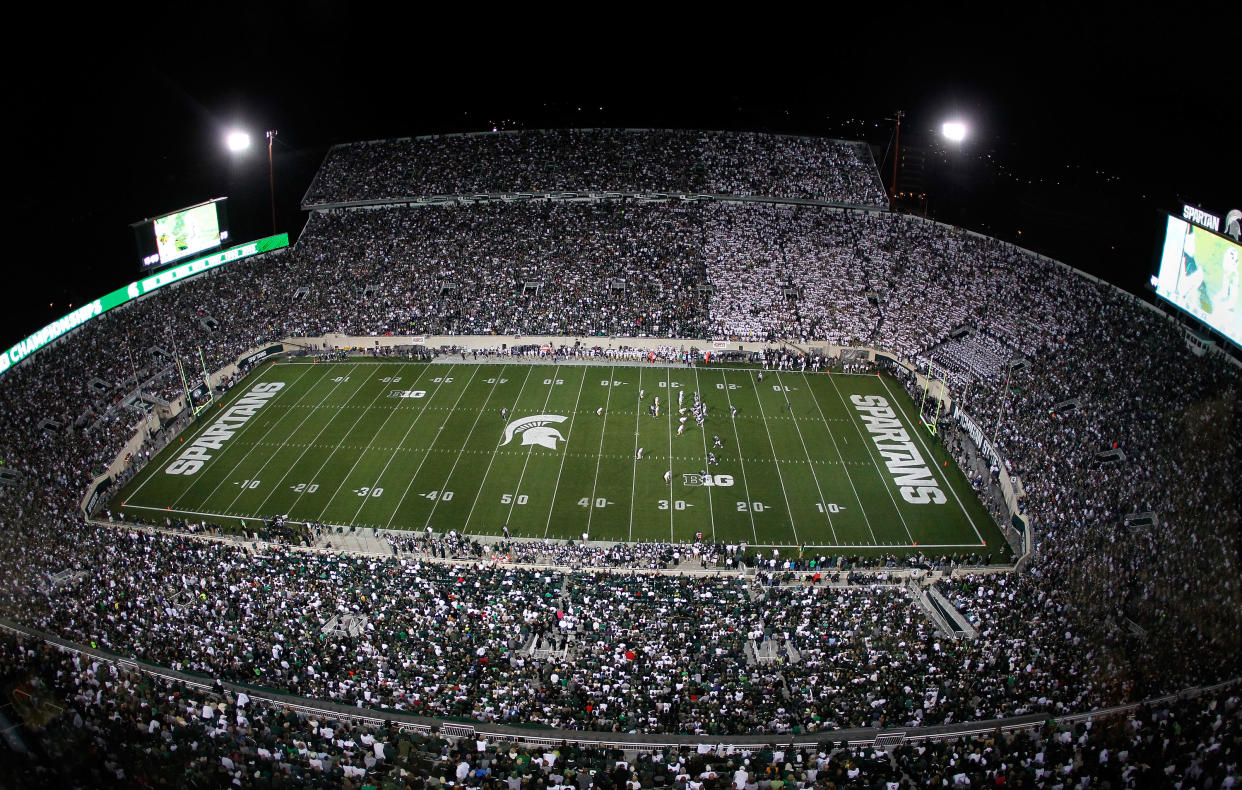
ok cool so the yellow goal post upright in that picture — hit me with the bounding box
[919,358,946,436]
[172,338,216,418]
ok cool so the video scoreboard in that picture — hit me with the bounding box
[132,198,230,271]
[1152,204,1242,349]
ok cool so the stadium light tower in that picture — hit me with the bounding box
[889,110,904,209]
[265,130,278,236]
[224,129,278,236]
[225,130,251,152]
[942,120,967,142]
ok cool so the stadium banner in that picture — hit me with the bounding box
[952,405,998,466]
[238,344,285,368]
[0,233,289,379]
[83,475,113,517]
[954,403,1027,520]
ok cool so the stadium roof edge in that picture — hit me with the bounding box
[319,127,874,152]
[301,191,888,212]
[302,128,877,209]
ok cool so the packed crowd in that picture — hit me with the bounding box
[0,140,1237,776]
[302,130,887,207]
[0,519,1068,735]
[290,201,1092,357]
[2,630,1237,788]
[295,202,711,338]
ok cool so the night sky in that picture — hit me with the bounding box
[8,6,1238,351]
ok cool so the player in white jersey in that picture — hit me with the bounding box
[1221,247,1239,306]
[1178,227,1208,313]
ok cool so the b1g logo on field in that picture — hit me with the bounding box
[683,473,734,487]
[500,414,568,450]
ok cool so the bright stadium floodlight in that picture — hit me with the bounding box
[226,130,251,152]
[942,121,967,142]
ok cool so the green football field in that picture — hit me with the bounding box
[113,359,1008,557]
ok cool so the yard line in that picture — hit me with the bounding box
[747,370,799,547]
[799,372,878,543]
[542,370,588,537]
[825,374,916,543]
[377,365,483,530]
[717,370,757,544]
[308,363,440,521]
[585,365,617,537]
[459,366,536,533]
[310,362,437,524]
[113,499,969,550]
[251,363,397,516]
[419,366,512,529]
[350,368,451,527]
[131,361,289,503]
[692,368,718,542]
[178,362,344,512]
[626,369,644,541]
[665,367,674,541]
[502,370,563,525]
[774,371,838,544]
[878,374,986,544]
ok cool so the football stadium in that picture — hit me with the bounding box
[2,89,1239,786]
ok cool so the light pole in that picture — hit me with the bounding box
[265,130,278,235]
[890,110,904,209]
[224,129,279,236]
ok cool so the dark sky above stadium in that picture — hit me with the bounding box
[7,5,1238,350]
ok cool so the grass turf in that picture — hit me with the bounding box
[113,359,1009,559]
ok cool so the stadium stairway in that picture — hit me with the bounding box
[907,579,976,640]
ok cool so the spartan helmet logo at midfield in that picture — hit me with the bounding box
[499,414,568,450]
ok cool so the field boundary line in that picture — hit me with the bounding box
[111,503,989,551]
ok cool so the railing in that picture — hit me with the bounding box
[2,617,1235,753]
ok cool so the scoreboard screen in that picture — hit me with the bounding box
[132,198,230,271]
[1153,214,1242,348]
